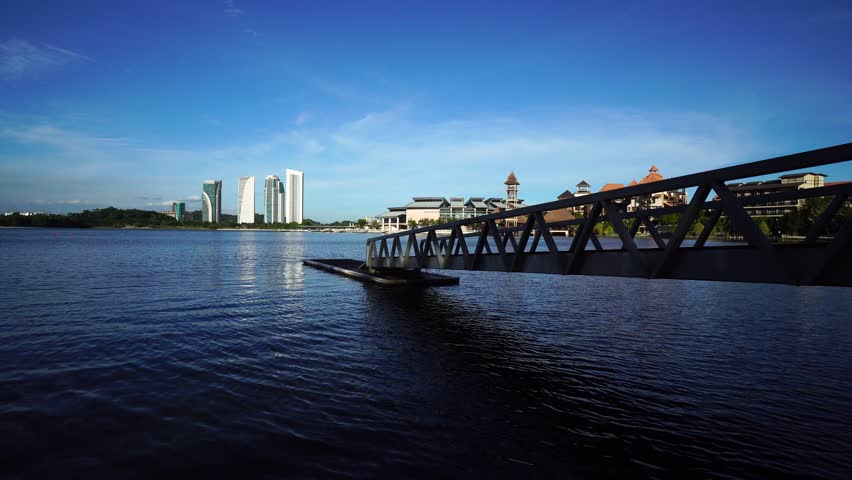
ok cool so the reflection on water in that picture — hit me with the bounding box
[0,229,850,479]
[237,232,257,294]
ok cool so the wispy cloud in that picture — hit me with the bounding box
[223,0,243,17]
[295,111,312,126]
[32,199,84,205]
[0,106,762,219]
[0,39,88,80]
[151,195,201,207]
[2,124,129,152]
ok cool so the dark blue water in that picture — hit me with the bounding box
[1,228,850,478]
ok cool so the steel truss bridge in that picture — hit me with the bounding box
[365,143,852,287]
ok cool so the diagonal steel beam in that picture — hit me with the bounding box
[471,222,491,270]
[530,229,541,252]
[379,239,390,260]
[710,181,774,251]
[629,217,642,238]
[505,231,519,252]
[391,236,402,261]
[805,193,850,244]
[565,201,603,273]
[453,226,471,269]
[427,230,444,268]
[651,184,712,279]
[487,219,511,271]
[511,215,537,272]
[642,216,666,249]
[570,203,602,253]
[603,200,646,272]
[533,211,559,255]
[589,233,603,251]
[694,208,723,248]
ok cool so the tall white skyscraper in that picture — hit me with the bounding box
[285,169,304,224]
[277,180,285,223]
[237,176,255,224]
[264,175,283,224]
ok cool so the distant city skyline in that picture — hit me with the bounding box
[1,1,851,222]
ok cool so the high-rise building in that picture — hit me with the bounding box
[285,169,304,224]
[264,175,282,224]
[277,180,285,223]
[172,202,185,222]
[237,176,255,224]
[202,180,222,223]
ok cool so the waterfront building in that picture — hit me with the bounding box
[376,207,407,232]
[724,172,827,217]
[237,176,256,224]
[264,175,283,224]
[172,202,185,222]
[556,166,688,215]
[375,195,528,230]
[629,165,687,212]
[439,197,495,221]
[285,169,304,224]
[404,197,449,224]
[201,180,222,223]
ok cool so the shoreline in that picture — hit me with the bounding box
[0,225,374,233]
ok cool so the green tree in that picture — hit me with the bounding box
[357,218,368,228]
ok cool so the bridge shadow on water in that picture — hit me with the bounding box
[356,284,739,478]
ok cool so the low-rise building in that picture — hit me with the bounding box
[724,172,826,217]
[375,194,528,231]
[376,207,407,232]
[556,166,688,215]
[404,197,450,224]
[4,211,45,216]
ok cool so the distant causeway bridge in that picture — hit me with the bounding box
[364,143,852,287]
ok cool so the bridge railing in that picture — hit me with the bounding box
[365,143,852,285]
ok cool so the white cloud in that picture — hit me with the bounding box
[223,0,243,17]
[0,39,88,80]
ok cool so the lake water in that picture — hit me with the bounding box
[1,228,850,478]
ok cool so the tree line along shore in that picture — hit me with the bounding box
[0,207,353,230]
[2,197,849,238]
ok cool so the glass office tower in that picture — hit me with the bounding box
[202,180,222,223]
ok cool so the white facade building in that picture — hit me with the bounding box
[285,169,304,224]
[237,176,255,224]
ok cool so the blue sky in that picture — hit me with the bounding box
[1,0,851,221]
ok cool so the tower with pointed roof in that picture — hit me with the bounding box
[504,171,520,228]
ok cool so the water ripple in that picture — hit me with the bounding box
[0,229,850,478]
